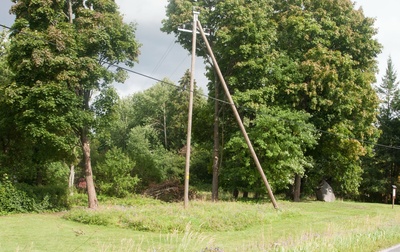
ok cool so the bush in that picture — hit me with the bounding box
[67,193,88,207]
[0,174,67,214]
[0,174,32,214]
[95,147,140,197]
[17,183,69,210]
[64,208,114,226]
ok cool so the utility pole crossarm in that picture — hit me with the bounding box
[178,27,210,36]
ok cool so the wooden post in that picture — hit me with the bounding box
[183,9,199,209]
[392,185,397,209]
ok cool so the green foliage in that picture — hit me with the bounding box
[17,183,69,210]
[116,78,206,151]
[223,103,318,192]
[361,57,400,201]
[89,78,206,192]
[164,0,381,196]
[2,201,400,251]
[64,208,114,226]
[271,0,381,195]
[67,192,88,207]
[0,174,33,214]
[63,199,276,233]
[0,31,12,86]
[95,147,139,197]
[44,161,70,186]
[127,125,184,186]
[189,145,213,186]
[0,174,63,214]
[4,0,140,207]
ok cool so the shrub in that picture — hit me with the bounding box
[0,174,33,214]
[0,174,67,214]
[67,193,88,207]
[95,147,140,197]
[64,208,114,226]
[17,183,69,210]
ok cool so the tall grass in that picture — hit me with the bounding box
[63,199,278,233]
[2,196,400,251]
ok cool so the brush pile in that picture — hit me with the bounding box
[143,179,196,202]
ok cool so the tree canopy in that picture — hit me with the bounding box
[163,0,382,196]
[4,0,140,208]
[0,0,393,212]
[361,57,400,202]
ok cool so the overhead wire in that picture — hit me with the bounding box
[169,53,190,78]
[1,22,400,151]
[239,105,400,151]
[151,37,176,75]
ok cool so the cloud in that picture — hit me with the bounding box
[114,0,208,96]
[1,0,399,94]
[356,0,400,81]
[118,0,167,24]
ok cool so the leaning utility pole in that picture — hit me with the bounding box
[196,21,279,209]
[179,9,278,209]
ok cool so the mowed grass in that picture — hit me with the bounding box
[1,197,400,251]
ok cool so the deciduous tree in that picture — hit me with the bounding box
[163,0,278,200]
[163,0,382,198]
[6,0,139,208]
[272,0,381,195]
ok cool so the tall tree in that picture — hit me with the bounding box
[0,30,17,173]
[163,0,278,200]
[361,57,400,201]
[6,0,139,208]
[272,0,381,195]
[377,57,400,121]
[163,0,382,198]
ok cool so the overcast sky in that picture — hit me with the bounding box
[1,0,399,97]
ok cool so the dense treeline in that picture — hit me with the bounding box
[0,0,399,213]
[163,0,383,199]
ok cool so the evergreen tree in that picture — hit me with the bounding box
[362,57,400,202]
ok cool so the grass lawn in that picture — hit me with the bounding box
[1,198,400,251]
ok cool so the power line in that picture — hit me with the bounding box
[1,22,399,151]
[0,24,12,30]
[169,54,190,78]
[105,62,229,104]
[151,37,176,75]
[1,23,227,103]
[239,105,400,151]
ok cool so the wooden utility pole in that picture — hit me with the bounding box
[182,9,199,209]
[179,10,278,209]
[197,21,279,209]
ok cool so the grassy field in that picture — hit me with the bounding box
[1,197,400,251]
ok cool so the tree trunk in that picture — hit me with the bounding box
[36,167,43,186]
[81,131,98,209]
[233,188,239,199]
[293,173,301,202]
[68,0,73,23]
[68,164,75,195]
[163,101,168,149]
[211,77,220,202]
